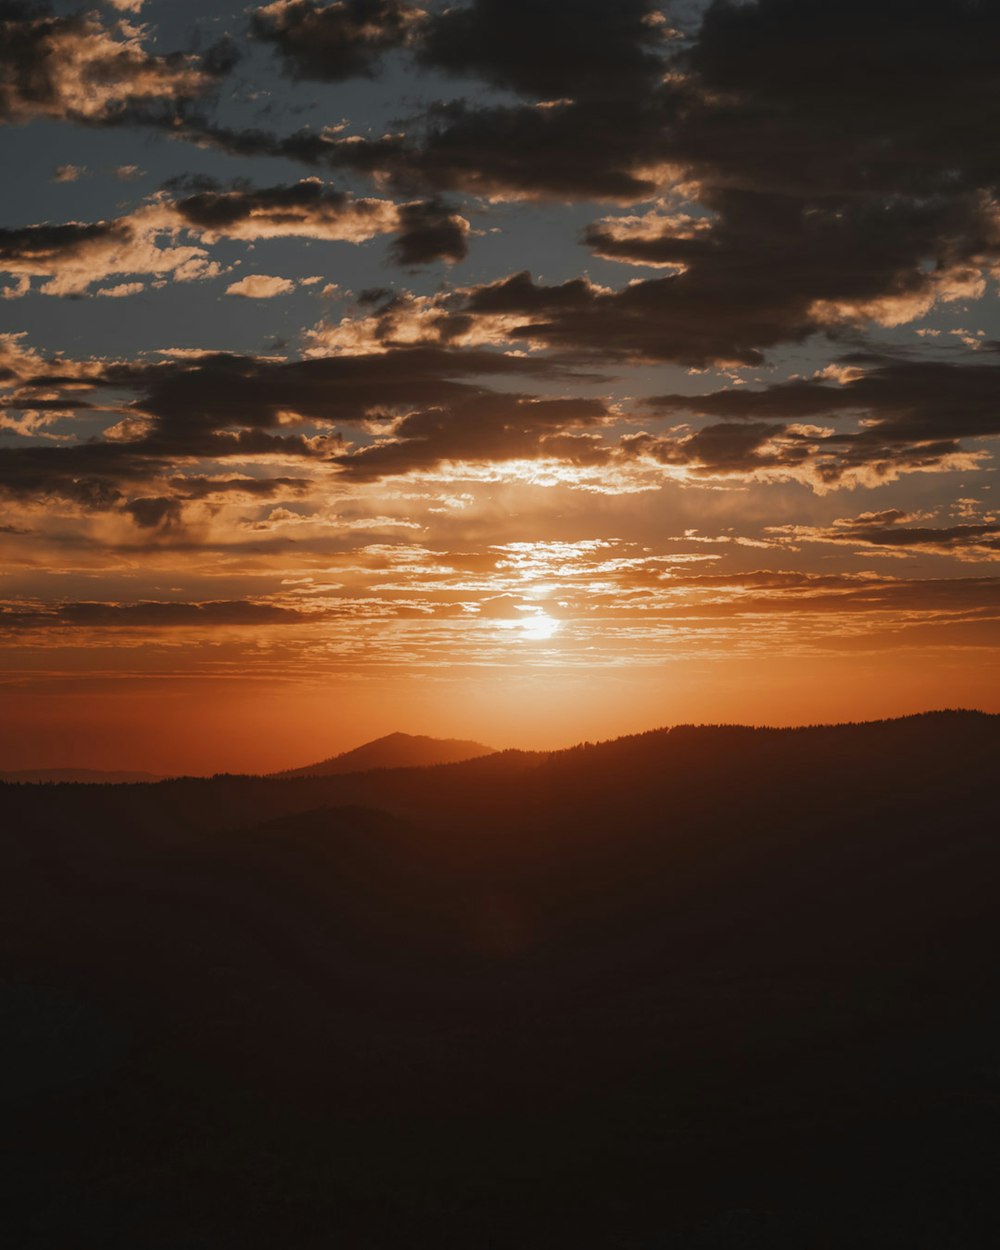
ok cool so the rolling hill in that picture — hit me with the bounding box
[2,710,999,1248]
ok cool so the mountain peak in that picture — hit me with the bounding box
[273,732,495,779]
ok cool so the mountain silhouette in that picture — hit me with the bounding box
[272,730,495,778]
[3,710,1000,1249]
[0,767,162,784]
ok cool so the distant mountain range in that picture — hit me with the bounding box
[0,733,494,784]
[0,767,163,784]
[272,730,496,778]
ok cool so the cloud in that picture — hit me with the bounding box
[173,178,470,265]
[773,512,1000,561]
[169,178,400,243]
[646,356,1000,443]
[608,352,1000,489]
[205,0,1000,362]
[178,0,679,203]
[225,274,297,298]
[123,495,184,529]
[250,0,420,81]
[317,265,803,366]
[0,599,314,630]
[388,198,470,267]
[319,95,677,202]
[336,181,1000,366]
[0,209,220,296]
[615,420,984,494]
[0,342,566,511]
[333,393,613,480]
[0,181,473,297]
[7,333,992,504]
[171,180,471,265]
[415,0,671,99]
[96,281,144,298]
[16,0,999,377]
[53,164,85,182]
[110,344,558,428]
[0,1,230,126]
[252,0,672,99]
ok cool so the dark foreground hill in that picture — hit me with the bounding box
[273,730,495,778]
[2,711,1000,1248]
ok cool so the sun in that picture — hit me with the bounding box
[519,612,561,641]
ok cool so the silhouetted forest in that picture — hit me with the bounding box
[3,712,1000,1247]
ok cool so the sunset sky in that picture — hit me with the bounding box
[3,0,1000,773]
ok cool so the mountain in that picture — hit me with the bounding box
[3,711,1000,1248]
[0,767,162,784]
[273,730,496,778]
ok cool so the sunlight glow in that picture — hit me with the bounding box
[518,612,561,641]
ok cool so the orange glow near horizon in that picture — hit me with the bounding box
[4,516,1000,772]
[2,640,997,775]
[3,0,1000,777]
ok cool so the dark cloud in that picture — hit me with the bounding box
[0,220,121,262]
[6,345,990,501]
[845,522,1000,553]
[681,0,1000,202]
[173,476,311,500]
[215,0,1000,361]
[249,0,417,81]
[124,496,184,529]
[169,178,396,241]
[107,346,558,430]
[416,0,670,99]
[172,179,350,232]
[176,0,680,203]
[326,95,676,202]
[388,198,469,266]
[777,512,1000,560]
[647,357,1000,442]
[353,265,806,365]
[0,441,158,509]
[617,421,975,491]
[174,96,673,202]
[0,346,569,507]
[15,0,1000,371]
[605,355,1000,486]
[166,117,351,168]
[201,36,242,79]
[334,393,612,479]
[581,190,996,354]
[355,183,994,365]
[0,599,313,630]
[624,421,784,475]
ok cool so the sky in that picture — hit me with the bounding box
[2,0,1000,773]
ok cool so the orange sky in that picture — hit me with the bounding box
[2,643,997,775]
[3,1,1000,772]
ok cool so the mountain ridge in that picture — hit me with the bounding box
[0,767,163,785]
[272,730,496,779]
